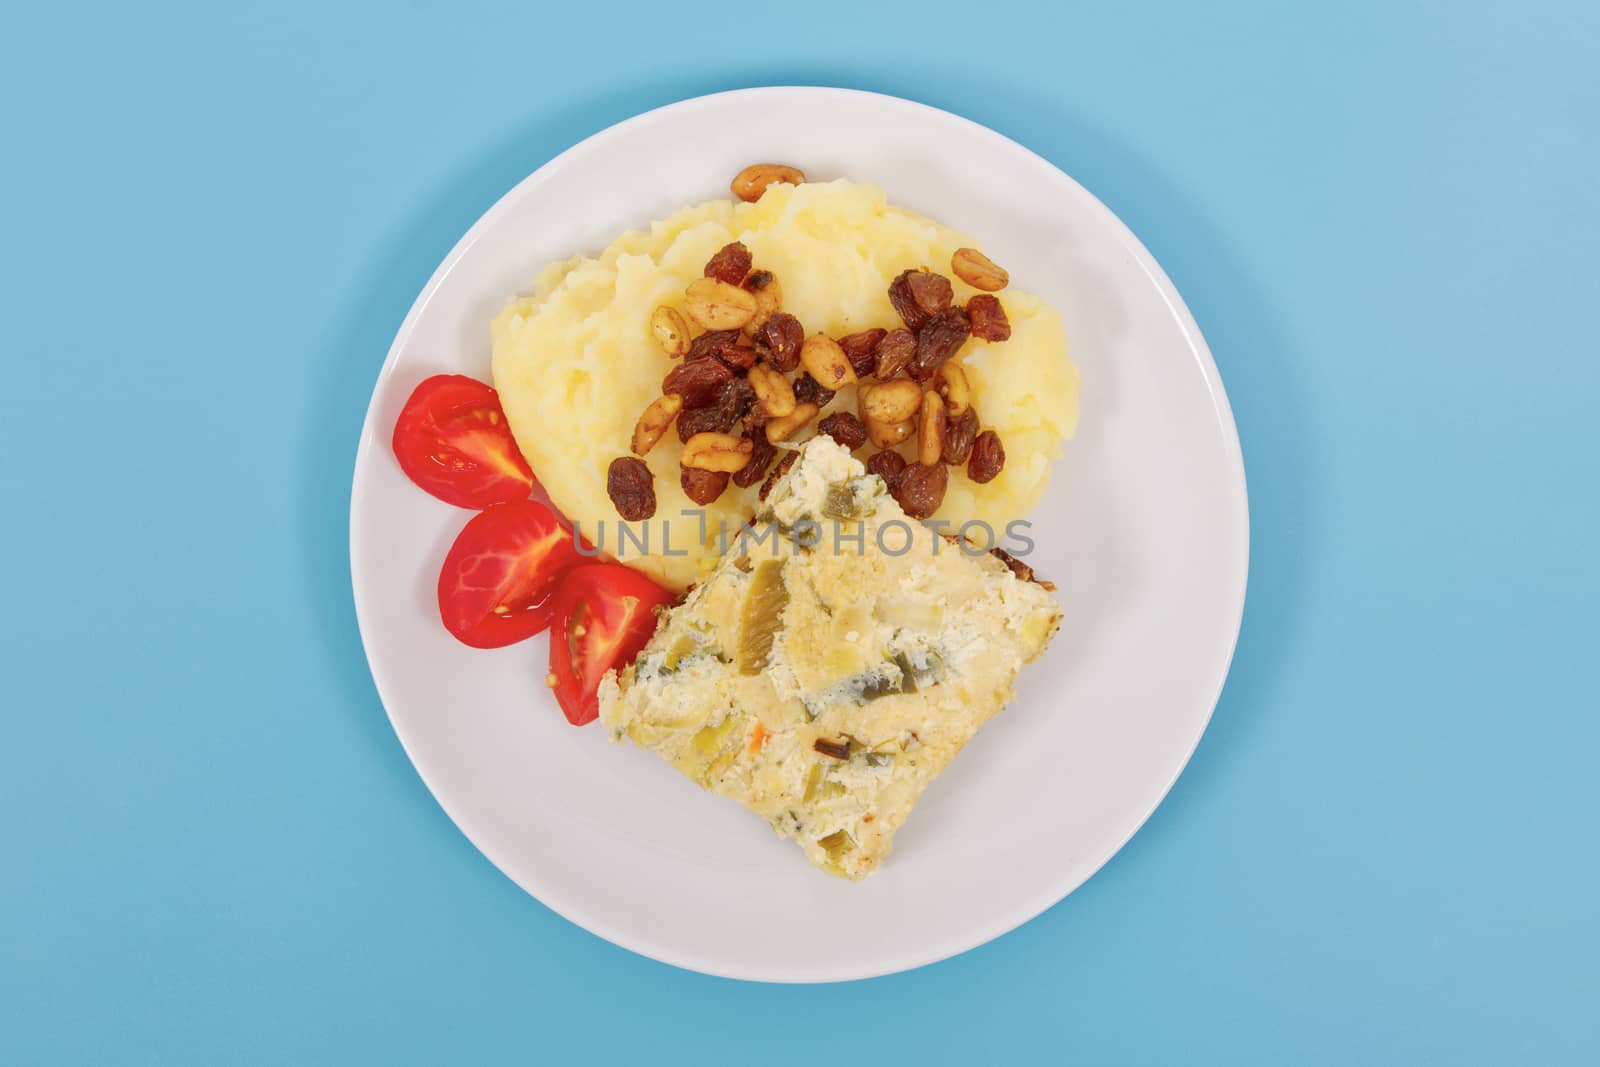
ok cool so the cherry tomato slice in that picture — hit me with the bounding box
[392,374,534,508]
[548,564,675,725]
[437,501,582,649]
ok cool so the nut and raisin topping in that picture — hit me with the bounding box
[747,362,797,418]
[662,357,734,408]
[865,416,915,449]
[968,429,1005,483]
[859,380,922,425]
[950,247,1009,291]
[680,465,730,505]
[631,393,683,455]
[866,449,907,489]
[800,333,855,389]
[967,294,1011,342]
[894,461,948,519]
[917,390,947,467]
[685,328,741,363]
[731,428,777,488]
[683,277,757,331]
[650,305,692,357]
[682,431,755,473]
[817,410,868,450]
[730,163,804,203]
[758,312,805,372]
[888,269,952,332]
[838,328,886,379]
[874,328,916,380]
[941,406,980,465]
[933,361,970,416]
[792,372,836,408]
[704,241,753,286]
[714,336,759,372]
[763,402,820,443]
[910,306,971,380]
[742,270,781,331]
[607,456,656,520]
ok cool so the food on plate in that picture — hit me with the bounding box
[490,180,1079,591]
[391,374,534,508]
[548,563,676,726]
[390,163,1079,878]
[435,500,582,648]
[597,437,1062,878]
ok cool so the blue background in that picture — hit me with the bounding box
[4,1,1596,1062]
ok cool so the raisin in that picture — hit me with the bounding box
[676,405,724,442]
[866,449,907,490]
[942,406,980,465]
[676,378,753,441]
[894,461,948,519]
[732,427,776,487]
[743,269,774,292]
[687,328,743,362]
[889,270,953,332]
[874,328,916,379]
[714,336,758,372]
[704,241,752,286]
[663,358,734,408]
[907,271,953,315]
[759,451,798,500]
[607,456,656,520]
[967,294,1011,342]
[838,328,886,379]
[817,411,868,450]
[792,373,836,408]
[718,377,756,421]
[680,465,730,505]
[910,307,970,381]
[968,430,1005,483]
[758,312,804,372]
[888,270,932,333]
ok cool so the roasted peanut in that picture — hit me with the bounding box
[859,379,922,425]
[865,415,916,449]
[684,277,757,331]
[747,362,796,419]
[951,247,1009,291]
[742,270,782,333]
[651,305,692,357]
[681,431,754,473]
[934,360,971,416]
[731,163,805,202]
[763,402,820,443]
[799,333,856,389]
[918,390,947,467]
[631,393,683,455]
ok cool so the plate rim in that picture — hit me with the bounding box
[349,85,1250,983]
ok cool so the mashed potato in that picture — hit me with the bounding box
[491,180,1078,591]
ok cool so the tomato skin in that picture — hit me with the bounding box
[548,564,675,725]
[437,501,582,649]
[393,374,534,508]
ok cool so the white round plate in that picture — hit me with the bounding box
[350,87,1247,982]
